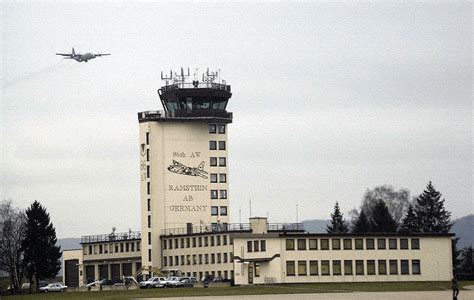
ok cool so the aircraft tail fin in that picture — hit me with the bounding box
[198,161,205,170]
[72,47,76,56]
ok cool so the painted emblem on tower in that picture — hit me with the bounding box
[167,160,209,179]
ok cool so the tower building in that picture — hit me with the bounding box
[138,69,233,269]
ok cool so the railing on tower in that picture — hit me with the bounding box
[81,231,141,244]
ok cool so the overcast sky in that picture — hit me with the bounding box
[1,1,472,238]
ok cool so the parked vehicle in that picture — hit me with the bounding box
[212,276,224,282]
[165,276,183,288]
[39,283,67,293]
[138,277,166,289]
[179,278,194,288]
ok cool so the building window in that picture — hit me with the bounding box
[211,190,218,199]
[344,260,353,275]
[216,236,221,246]
[261,240,266,252]
[297,239,306,250]
[169,239,173,250]
[286,239,295,250]
[333,260,342,275]
[209,124,217,134]
[218,124,226,134]
[198,254,202,264]
[145,132,149,145]
[309,239,317,250]
[210,141,217,150]
[389,260,398,275]
[204,237,208,247]
[210,236,214,246]
[147,199,151,211]
[211,254,215,264]
[321,239,329,250]
[137,242,140,251]
[210,157,217,166]
[411,238,420,250]
[255,263,260,277]
[210,174,218,183]
[146,149,149,161]
[218,141,226,150]
[298,261,307,276]
[99,244,103,254]
[205,254,209,264]
[223,253,228,263]
[198,237,202,247]
[321,260,330,275]
[355,239,363,250]
[400,238,409,249]
[180,238,184,248]
[146,165,150,178]
[131,243,134,252]
[219,157,226,166]
[286,261,295,276]
[389,238,397,249]
[332,239,341,250]
[250,240,257,252]
[401,260,409,274]
[89,245,92,255]
[220,206,227,216]
[343,239,352,250]
[175,256,179,266]
[412,260,421,274]
[180,255,184,265]
[148,249,151,262]
[147,182,151,195]
[309,260,318,275]
[147,215,151,228]
[223,235,227,245]
[193,237,196,247]
[193,254,198,265]
[186,255,191,265]
[367,260,376,275]
[356,260,364,275]
[219,190,227,199]
[219,174,226,183]
[186,238,190,248]
[148,232,151,245]
[366,239,375,250]
[377,238,386,250]
[378,260,387,275]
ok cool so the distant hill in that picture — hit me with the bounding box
[58,238,81,251]
[302,219,330,233]
[301,215,474,249]
[452,214,474,249]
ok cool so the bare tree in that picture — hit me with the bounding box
[350,185,411,229]
[0,200,26,293]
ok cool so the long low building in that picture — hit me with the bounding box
[65,217,453,286]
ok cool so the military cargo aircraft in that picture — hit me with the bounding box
[168,160,208,179]
[55,48,110,62]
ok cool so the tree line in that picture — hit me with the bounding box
[326,181,473,277]
[0,200,61,294]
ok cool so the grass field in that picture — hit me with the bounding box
[2,281,473,299]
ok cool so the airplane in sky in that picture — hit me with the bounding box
[168,160,209,179]
[55,48,110,62]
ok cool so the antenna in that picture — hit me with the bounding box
[249,197,252,218]
[239,206,241,224]
[202,68,218,83]
[296,201,299,223]
[161,70,173,85]
[173,67,190,85]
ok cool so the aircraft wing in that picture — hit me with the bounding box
[95,53,111,56]
[56,53,72,56]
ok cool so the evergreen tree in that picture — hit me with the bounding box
[452,238,462,273]
[370,200,398,233]
[352,210,371,233]
[399,205,418,233]
[460,246,474,275]
[414,181,452,233]
[21,201,61,292]
[326,202,349,234]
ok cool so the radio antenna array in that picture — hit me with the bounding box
[161,70,173,86]
[202,68,219,83]
[173,67,190,84]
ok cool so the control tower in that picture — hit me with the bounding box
[137,68,233,269]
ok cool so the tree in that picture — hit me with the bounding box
[452,238,462,274]
[399,205,418,233]
[459,246,474,275]
[21,201,61,293]
[0,201,26,293]
[360,185,411,227]
[326,202,349,233]
[352,210,371,233]
[370,200,398,233]
[414,181,452,233]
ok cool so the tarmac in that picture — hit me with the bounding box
[140,290,474,300]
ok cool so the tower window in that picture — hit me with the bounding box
[211,190,218,199]
[147,199,151,211]
[147,215,151,228]
[219,190,227,199]
[220,206,227,216]
[211,206,218,216]
[218,141,226,150]
[210,141,217,150]
[219,174,226,183]
[147,182,151,195]
[148,232,151,245]
[210,174,217,183]
[146,165,150,178]
[219,157,226,166]
[209,124,217,134]
[146,132,149,145]
[210,157,217,166]
[218,124,225,134]
[146,149,149,161]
